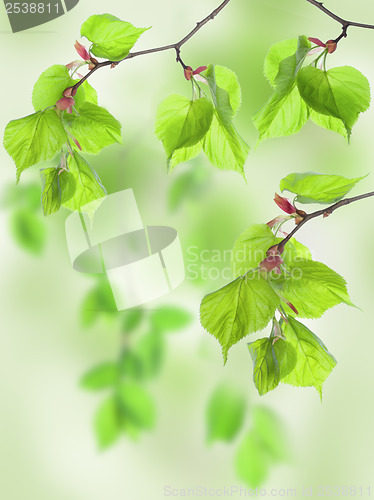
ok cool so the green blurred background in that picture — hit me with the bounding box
[1,0,374,498]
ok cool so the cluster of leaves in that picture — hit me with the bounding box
[80,277,192,448]
[155,64,249,177]
[206,383,289,487]
[253,35,371,142]
[200,172,366,397]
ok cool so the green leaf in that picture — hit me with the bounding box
[4,110,68,182]
[252,406,289,462]
[206,383,246,444]
[280,172,366,204]
[150,305,192,332]
[81,362,119,391]
[200,274,280,363]
[117,381,155,429]
[169,142,203,171]
[203,114,249,176]
[122,308,144,333]
[81,277,117,327]
[213,65,242,116]
[40,167,74,216]
[281,238,312,267]
[81,14,150,61]
[231,224,278,276]
[274,35,311,96]
[63,153,106,211]
[94,397,122,449]
[235,431,272,488]
[10,209,46,255]
[275,259,354,318]
[205,64,237,126]
[264,38,299,87]
[82,81,98,105]
[309,109,347,139]
[155,95,213,162]
[135,331,165,379]
[253,87,309,143]
[69,102,122,154]
[282,317,337,396]
[297,65,370,136]
[248,337,296,396]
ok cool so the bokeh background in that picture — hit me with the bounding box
[1,0,374,498]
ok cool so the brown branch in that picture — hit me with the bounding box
[71,0,232,94]
[277,190,374,254]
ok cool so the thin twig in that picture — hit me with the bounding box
[277,190,374,253]
[71,0,232,94]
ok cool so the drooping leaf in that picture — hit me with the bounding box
[134,331,165,379]
[200,274,280,363]
[62,153,106,211]
[264,38,299,87]
[297,65,370,136]
[213,65,242,116]
[169,142,203,171]
[253,87,309,143]
[81,14,150,61]
[122,308,144,334]
[282,317,337,397]
[206,383,246,444]
[309,109,347,139]
[69,102,122,154]
[9,209,46,255]
[4,110,68,181]
[81,277,117,327]
[252,406,290,462]
[32,65,73,111]
[235,431,272,488]
[117,381,156,429]
[94,397,122,449]
[274,259,355,318]
[149,305,192,332]
[248,337,296,396]
[40,167,62,216]
[81,362,119,391]
[205,64,237,126]
[155,95,213,163]
[280,172,366,204]
[82,81,98,105]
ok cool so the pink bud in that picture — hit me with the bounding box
[274,193,295,215]
[66,60,83,70]
[193,66,207,75]
[259,255,283,274]
[56,96,75,111]
[184,66,193,81]
[266,215,290,228]
[308,37,326,48]
[74,40,90,61]
[326,40,337,54]
[62,86,77,98]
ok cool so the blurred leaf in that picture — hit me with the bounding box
[118,381,156,430]
[252,406,289,462]
[150,306,192,332]
[81,362,119,391]
[94,397,122,449]
[1,183,41,211]
[235,431,271,488]
[122,308,144,334]
[167,167,210,212]
[120,350,144,379]
[135,331,166,379]
[10,209,46,255]
[206,383,246,444]
[81,277,117,327]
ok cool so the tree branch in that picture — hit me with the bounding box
[71,0,232,94]
[278,190,374,254]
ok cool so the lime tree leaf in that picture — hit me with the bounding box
[248,337,296,396]
[264,38,299,87]
[81,362,119,391]
[213,65,242,115]
[63,153,106,211]
[206,383,246,444]
[169,142,202,171]
[275,259,355,318]
[253,87,309,143]
[150,305,192,332]
[203,114,249,176]
[120,350,143,379]
[282,317,337,397]
[40,167,62,216]
[205,64,237,126]
[297,65,371,136]
[134,331,165,379]
[200,274,280,363]
[274,35,311,96]
[81,14,150,61]
[280,172,366,204]
[82,81,98,105]
[94,397,122,449]
[309,109,347,139]
[81,277,117,327]
[281,238,312,267]
[69,102,122,154]
[235,430,272,488]
[252,406,290,462]
[10,209,46,255]
[122,308,144,333]
[231,224,277,276]
[4,110,68,181]
[118,381,155,429]
[155,95,213,163]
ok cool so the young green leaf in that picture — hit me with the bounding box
[264,38,299,87]
[297,65,371,136]
[280,172,366,204]
[231,224,278,276]
[117,381,155,429]
[169,142,203,171]
[32,65,77,111]
[253,87,309,143]
[69,102,122,154]
[309,109,347,139]
[275,259,354,318]
[235,430,272,488]
[40,167,62,216]
[4,110,68,181]
[252,406,289,462]
[213,65,242,116]
[206,383,246,444]
[248,338,296,396]
[282,317,337,397]
[122,308,144,334]
[155,95,213,163]
[94,397,122,449]
[81,277,117,327]
[200,274,280,363]
[81,362,119,391]
[274,35,311,96]
[10,209,46,255]
[205,64,237,126]
[81,14,150,61]
[81,81,98,105]
[150,305,192,332]
[134,331,165,380]
[63,153,106,211]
